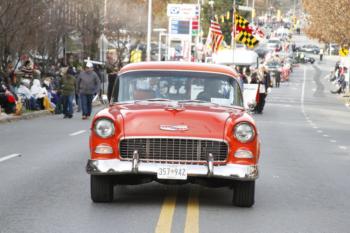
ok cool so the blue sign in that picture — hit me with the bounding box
[170,19,190,35]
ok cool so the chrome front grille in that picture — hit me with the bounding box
[119,138,228,164]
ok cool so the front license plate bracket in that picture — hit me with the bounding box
[157,165,187,180]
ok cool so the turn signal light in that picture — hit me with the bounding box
[95,144,113,154]
[234,149,253,159]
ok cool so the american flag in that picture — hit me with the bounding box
[209,20,224,53]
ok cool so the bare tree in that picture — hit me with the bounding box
[303,0,350,46]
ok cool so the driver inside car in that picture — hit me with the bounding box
[196,79,225,102]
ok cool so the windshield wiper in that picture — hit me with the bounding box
[178,100,208,103]
[135,98,171,102]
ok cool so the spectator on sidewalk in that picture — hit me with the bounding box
[4,62,17,89]
[319,48,324,61]
[20,60,34,81]
[74,65,82,113]
[59,67,76,119]
[0,74,16,114]
[30,79,50,110]
[76,62,101,120]
[105,55,118,102]
[17,79,40,111]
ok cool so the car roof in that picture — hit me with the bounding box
[268,38,281,42]
[119,62,239,79]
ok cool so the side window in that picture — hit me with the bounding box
[234,79,244,107]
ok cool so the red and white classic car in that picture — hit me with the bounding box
[86,62,260,207]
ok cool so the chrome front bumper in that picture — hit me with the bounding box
[86,159,259,181]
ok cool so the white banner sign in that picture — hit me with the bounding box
[167,4,199,18]
[243,84,259,108]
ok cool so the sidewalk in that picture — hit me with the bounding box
[319,55,350,109]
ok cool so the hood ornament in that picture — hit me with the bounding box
[165,101,184,111]
[160,125,189,131]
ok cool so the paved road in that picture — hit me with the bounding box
[1,57,350,232]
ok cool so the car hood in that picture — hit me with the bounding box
[109,102,244,139]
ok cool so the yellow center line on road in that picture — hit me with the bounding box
[184,188,199,233]
[155,190,177,233]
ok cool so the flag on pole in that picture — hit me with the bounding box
[234,12,259,49]
[235,13,249,29]
[209,19,224,53]
[236,31,259,49]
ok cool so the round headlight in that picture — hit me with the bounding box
[234,123,255,143]
[94,118,115,138]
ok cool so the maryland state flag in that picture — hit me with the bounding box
[236,31,259,49]
[234,12,259,49]
[235,13,249,29]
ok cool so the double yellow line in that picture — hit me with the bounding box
[155,189,200,233]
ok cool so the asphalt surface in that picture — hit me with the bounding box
[1,42,350,233]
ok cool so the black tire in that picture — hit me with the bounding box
[91,175,114,202]
[232,181,255,207]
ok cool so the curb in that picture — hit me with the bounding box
[0,101,104,124]
[0,110,52,124]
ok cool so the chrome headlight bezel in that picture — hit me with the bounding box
[234,122,255,143]
[94,118,115,138]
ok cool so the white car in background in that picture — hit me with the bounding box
[266,38,282,52]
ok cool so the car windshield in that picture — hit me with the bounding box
[268,39,280,44]
[113,70,243,107]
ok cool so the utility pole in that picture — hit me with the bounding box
[232,0,236,65]
[252,0,255,23]
[146,0,152,61]
[293,0,296,18]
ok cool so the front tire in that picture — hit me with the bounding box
[232,181,255,207]
[91,175,114,202]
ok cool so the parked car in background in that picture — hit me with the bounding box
[255,44,273,59]
[326,43,339,55]
[296,44,320,54]
[86,62,261,207]
[303,56,315,64]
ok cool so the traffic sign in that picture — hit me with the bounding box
[238,6,253,11]
[339,48,349,57]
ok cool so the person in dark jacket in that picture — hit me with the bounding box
[60,67,76,118]
[255,67,270,114]
[0,75,16,114]
[76,62,101,120]
[105,55,118,102]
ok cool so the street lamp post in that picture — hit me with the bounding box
[153,28,167,61]
[208,0,214,18]
[146,0,152,61]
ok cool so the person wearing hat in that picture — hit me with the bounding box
[59,66,76,118]
[76,61,101,119]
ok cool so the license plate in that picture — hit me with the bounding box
[157,165,187,180]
